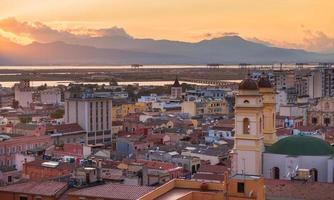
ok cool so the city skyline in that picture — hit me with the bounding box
[0,0,333,53]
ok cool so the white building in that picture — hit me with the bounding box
[64,94,113,145]
[263,135,334,183]
[15,88,33,108]
[40,88,62,105]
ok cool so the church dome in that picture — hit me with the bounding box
[258,76,272,88]
[266,135,334,156]
[238,78,258,90]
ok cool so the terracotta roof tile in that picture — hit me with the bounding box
[197,165,228,174]
[69,183,154,200]
[48,123,84,134]
[0,181,67,196]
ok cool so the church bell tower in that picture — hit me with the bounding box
[231,78,265,176]
[258,75,277,146]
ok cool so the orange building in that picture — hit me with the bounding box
[139,172,265,200]
[67,172,265,200]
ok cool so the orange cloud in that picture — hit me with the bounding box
[0,18,132,44]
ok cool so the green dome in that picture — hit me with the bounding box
[267,135,334,156]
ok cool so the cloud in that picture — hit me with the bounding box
[0,18,131,43]
[0,18,75,43]
[302,30,334,53]
[248,29,334,53]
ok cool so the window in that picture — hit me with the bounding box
[7,175,12,183]
[272,167,280,179]
[324,118,331,126]
[312,117,318,125]
[19,197,28,200]
[310,168,318,182]
[237,182,245,193]
[243,118,250,134]
[243,100,249,104]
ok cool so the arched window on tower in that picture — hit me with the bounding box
[243,118,250,134]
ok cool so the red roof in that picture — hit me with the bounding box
[48,123,84,134]
[69,183,154,200]
[197,164,228,174]
[135,160,180,171]
[0,181,67,196]
[53,143,83,157]
[296,126,322,132]
[25,159,75,171]
[276,128,293,136]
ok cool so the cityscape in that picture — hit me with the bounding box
[0,1,334,200]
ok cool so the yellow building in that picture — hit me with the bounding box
[139,172,265,200]
[204,99,229,115]
[112,102,147,121]
[258,76,277,146]
[231,78,265,176]
[182,99,229,117]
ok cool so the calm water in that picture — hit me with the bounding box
[0,80,241,88]
[0,64,308,70]
[0,64,301,87]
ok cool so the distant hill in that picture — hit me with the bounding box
[0,35,333,65]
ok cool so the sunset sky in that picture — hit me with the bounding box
[0,0,333,52]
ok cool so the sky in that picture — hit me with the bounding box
[0,0,333,52]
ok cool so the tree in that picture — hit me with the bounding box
[19,116,32,123]
[51,109,65,119]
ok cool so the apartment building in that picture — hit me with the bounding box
[64,94,112,146]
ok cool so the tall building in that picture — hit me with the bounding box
[307,69,322,98]
[64,93,112,146]
[258,76,277,145]
[14,80,33,108]
[231,78,265,176]
[321,67,334,97]
[171,77,182,99]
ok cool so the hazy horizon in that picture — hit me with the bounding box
[0,0,334,53]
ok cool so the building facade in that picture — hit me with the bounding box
[40,88,62,105]
[231,78,265,176]
[64,96,112,145]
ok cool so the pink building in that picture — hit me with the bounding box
[0,134,52,167]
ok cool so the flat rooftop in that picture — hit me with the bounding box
[156,188,204,200]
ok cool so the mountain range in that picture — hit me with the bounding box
[0,30,333,65]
